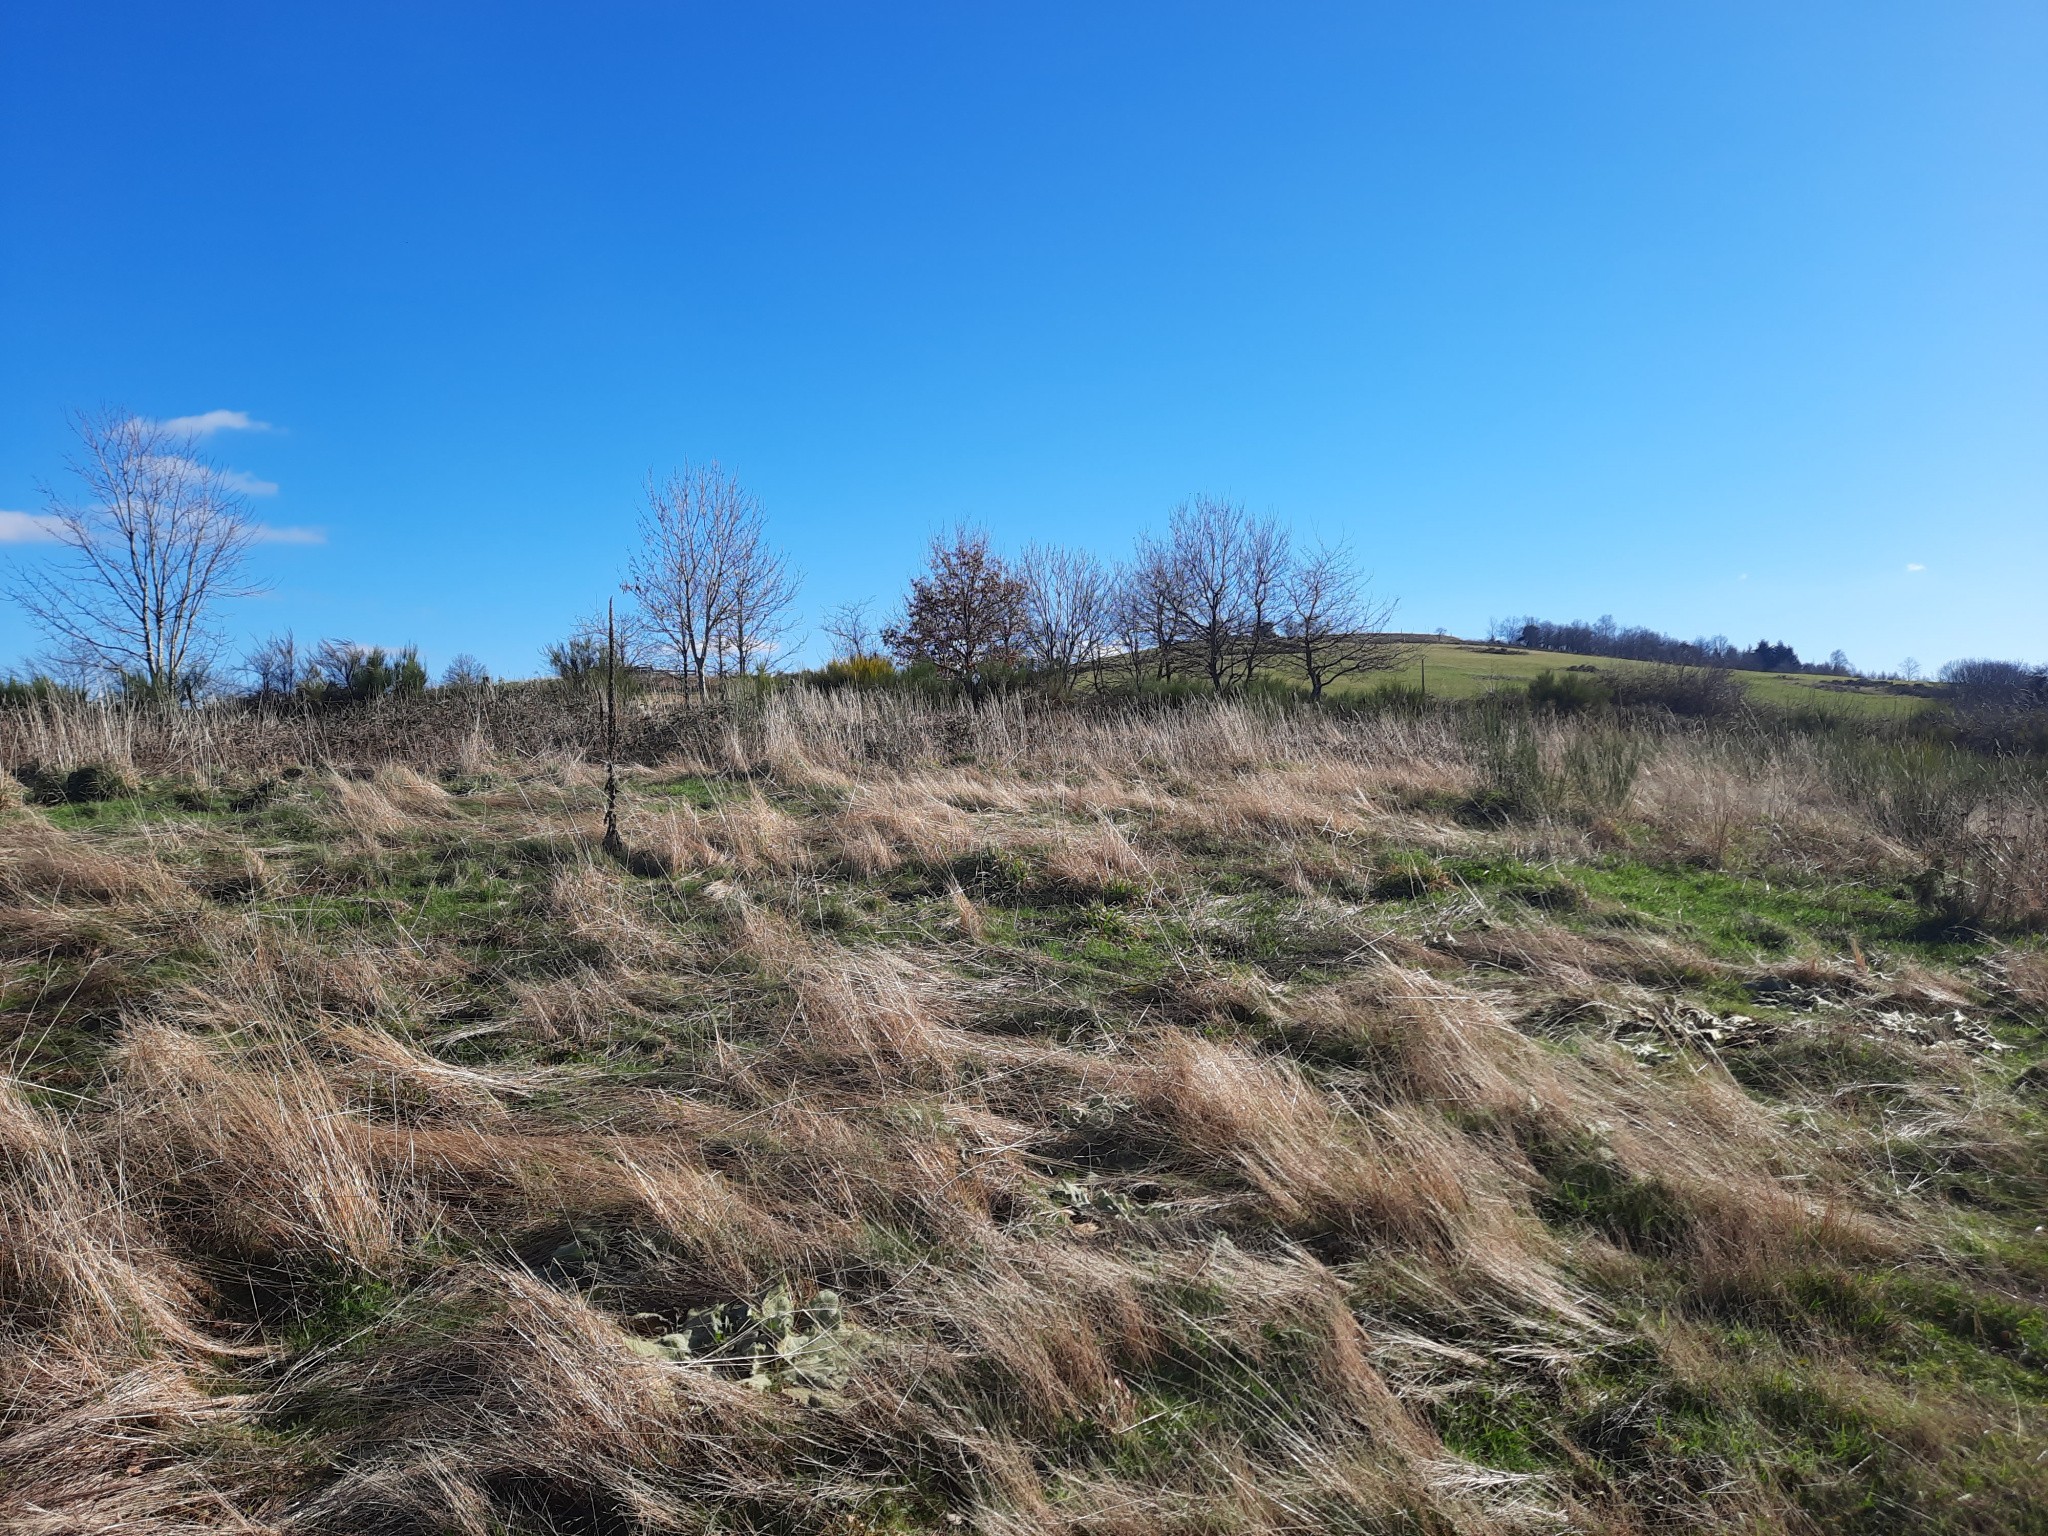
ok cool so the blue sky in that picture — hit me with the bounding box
[2,2,2043,678]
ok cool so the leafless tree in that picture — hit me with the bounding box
[11,408,261,699]
[242,631,302,703]
[1102,563,1156,686]
[821,599,879,661]
[624,463,745,699]
[1019,543,1110,693]
[1156,496,1292,690]
[549,608,649,695]
[1283,541,1402,700]
[716,510,801,681]
[1125,537,1183,680]
[1236,514,1292,685]
[881,526,1027,698]
[440,653,491,691]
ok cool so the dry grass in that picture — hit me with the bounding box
[1,695,2044,1533]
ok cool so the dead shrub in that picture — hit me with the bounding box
[283,1266,800,1534]
[508,970,650,1046]
[823,789,979,876]
[545,859,673,965]
[372,763,460,819]
[0,1364,273,1535]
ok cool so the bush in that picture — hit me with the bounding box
[0,675,84,710]
[1557,724,1650,815]
[1528,668,1612,713]
[1609,664,1746,719]
[15,760,137,805]
[1463,698,1545,820]
[306,642,430,705]
[810,655,898,691]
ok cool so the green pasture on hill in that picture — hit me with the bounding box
[1339,639,1944,716]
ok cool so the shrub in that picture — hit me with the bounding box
[305,642,430,705]
[1528,668,1612,713]
[1557,724,1650,815]
[1609,664,1746,719]
[0,674,84,710]
[1462,698,1544,820]
[811,655,897,691]
[15,760,137,805]
[64,762,138,803]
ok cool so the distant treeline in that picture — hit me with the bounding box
[1489,615,1851,676]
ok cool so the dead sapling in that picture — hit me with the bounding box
[602,600,624,858]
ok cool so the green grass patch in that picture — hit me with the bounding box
[1570,859,1969,960]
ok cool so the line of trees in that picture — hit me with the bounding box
[605,475,1401,702]
[1491,615,1855,676]
[869,497,1401,699]
[2,413,1390,708]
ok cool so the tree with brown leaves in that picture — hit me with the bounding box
[882,526,1027,698]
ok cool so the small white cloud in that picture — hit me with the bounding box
[159,409,272,437]
[144,454,277,496]
[252,524,325,545]
[0,510,65,543]
[1738,572,1750,581]
[217,468,280,497]
[1905,562,1925,572]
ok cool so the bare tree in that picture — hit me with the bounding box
[1103,563,1156,687]
[626,463,798,694]
[1019,543,1110,693]
[625,463,745,699]
[821,599,879,661]
[440,653,491,691]
[1126,537,1183,680]
[548,609,647,696]
[1156,496,1292,690]
[717,510,801,680]
[11,408,261,699]
[881,526,1027,699]
[1236,514,1291,686]
[1283,541,1402,701]
[242,631,301,703]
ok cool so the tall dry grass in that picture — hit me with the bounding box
[1,688,2043,1532]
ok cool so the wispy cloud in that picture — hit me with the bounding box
[217,468,280,497]
[253,524,325,545]
[159,409,273,437]
[1906,562,1926,572]
[0,507,316,546]
[0,510,65,543]
[144,454,280,497]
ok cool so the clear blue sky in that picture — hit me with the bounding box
[3,2,2043,678]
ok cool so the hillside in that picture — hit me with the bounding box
[2,692,2044,1534]
[1356,639,1945,716]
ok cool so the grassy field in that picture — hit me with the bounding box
[2,692,2044,1534]
[1350,638,1946,716]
